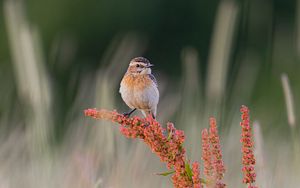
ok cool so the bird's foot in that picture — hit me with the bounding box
[122,112,130,117]
[122,108,136,117]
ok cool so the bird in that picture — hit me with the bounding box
[119,57,159,119]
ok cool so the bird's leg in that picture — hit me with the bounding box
[122,108,136,117]
[151,113,155,119]
[151,113,156,119]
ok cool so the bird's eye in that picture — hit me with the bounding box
[136,64,140,68]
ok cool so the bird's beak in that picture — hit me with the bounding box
[146,64,154,68]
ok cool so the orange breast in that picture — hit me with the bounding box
[121,74,152,91]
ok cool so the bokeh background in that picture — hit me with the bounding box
[1,0,299,187]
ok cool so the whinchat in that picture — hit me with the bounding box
[119,57,159,119]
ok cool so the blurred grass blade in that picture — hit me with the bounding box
[4,0,52,154]
[281,73,296,128]
[206,1,238,116]
[253,121,268,187]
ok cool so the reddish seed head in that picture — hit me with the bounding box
[209,117,226,187]
[240,105,258,187]
[201,128,213,180]
[85,108,194,187]
[192,162,201,188]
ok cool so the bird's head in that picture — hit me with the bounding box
[127,57,154,75]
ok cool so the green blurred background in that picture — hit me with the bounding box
[0,0,299,187]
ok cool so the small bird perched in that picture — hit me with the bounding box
[119,57,159,119]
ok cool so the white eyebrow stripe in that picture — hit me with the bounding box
[129,62,148,66]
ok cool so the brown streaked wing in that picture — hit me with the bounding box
[148,74,158,87]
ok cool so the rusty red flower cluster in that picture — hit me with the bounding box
[201,118,226,188]
[209,118,226,187]
[85,105,258,188]
[240,105,258,188]
[192,162,201,188]
[84,109,193,187]
[201,129,212,180]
